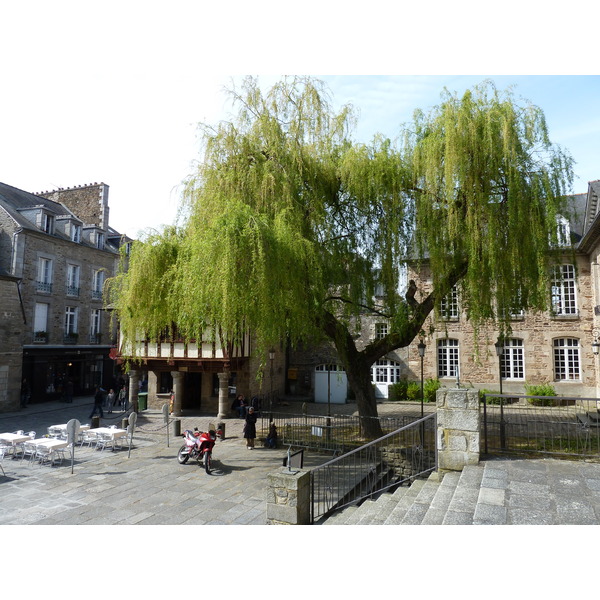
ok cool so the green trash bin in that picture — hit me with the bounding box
[138,392,148,411]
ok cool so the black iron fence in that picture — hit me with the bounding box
[309,414,437,523]
[481,394,600,458]
[259,411,421,455]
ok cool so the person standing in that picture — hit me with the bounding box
[106,388,116,413]
[243,406,258,449]
[89,386,105,419]
[64,379,74,403]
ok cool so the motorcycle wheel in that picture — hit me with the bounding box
[177,445,190,464]
[204,451,212,474]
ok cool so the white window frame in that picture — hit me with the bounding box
[34,302,49,333]
[92,270,104,300]
[37,257,53,292]
[71,223,82,243]
[65,306,78,335]
[553,338,580,381]
[437,338,459,378]
[41,212,55,234]
[66,264,80,297]
[90,308,102,341]
[370,359,401,384]
[551,264,578,316]
[375,322,388,340]
[440,286,459,320]
[500,338,525,380]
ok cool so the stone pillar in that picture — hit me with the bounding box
[128,370,139,413]
[266,468,311,525]
[436,387,480,473]
[171,371,184,416]
[217,371,230,419]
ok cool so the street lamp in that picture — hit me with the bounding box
[269,348,275,416]
[495,336,506,449]
[417,340,426,419]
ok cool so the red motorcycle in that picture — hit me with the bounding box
[177,428,217,474]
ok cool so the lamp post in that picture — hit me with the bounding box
[269,348,275,417]
[417,340,426,419]
[417,339,426,447]
[495,336,506,449]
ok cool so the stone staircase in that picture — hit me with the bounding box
[321,463,505,525]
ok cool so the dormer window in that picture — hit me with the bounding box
[96,232,105,249]
[556,216,571,247]
[71,224,81,243]
[41,212,55,234]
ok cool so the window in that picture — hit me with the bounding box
[36,257,53,293]
[437,339,459,378]
[375,322,388,340]
[66,264,80,297]
[500,338,525,380]
[64,306,78,336]
[33,303,49,341]
[92,270,104,300]
[90,309,101,342]
[41,212,54,234]
[371,359,402,384]
[556,216,571,247]
[440,286,459,320]
[553,338,580,381]
[96,232,105,249]
[71,224,81,243]
[551,264,577,316]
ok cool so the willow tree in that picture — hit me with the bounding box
[110,77,573,439]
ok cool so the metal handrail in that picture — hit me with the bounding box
[309,413,437,523]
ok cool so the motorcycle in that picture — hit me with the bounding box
[177,428,217,474]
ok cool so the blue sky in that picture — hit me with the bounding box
[1,2,598,239]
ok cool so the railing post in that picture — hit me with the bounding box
[436,387,480,473]
[266,468,311,525]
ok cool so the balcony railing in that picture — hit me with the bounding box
[33,332,48,343]
[66,285,80,297]
[91,290,102,300]
[63,333,79,345]
[36,281,52,293]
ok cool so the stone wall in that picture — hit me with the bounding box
[0,277,24,411]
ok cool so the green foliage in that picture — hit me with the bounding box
[388,377,440,402]
[525,382,558,406]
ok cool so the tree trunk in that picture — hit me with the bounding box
[321,310,384,439]
[344,353,384,439]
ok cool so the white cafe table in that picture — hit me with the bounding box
[88,427,128,450]
[48,423,90,436]
[28,438,69,450]
[0,432,32,445]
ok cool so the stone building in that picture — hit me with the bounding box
[0,181,131,411]
[403,180,600,398]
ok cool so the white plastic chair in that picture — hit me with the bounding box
[36,445,57,467]
[81,430,98,448]
[21,441,38,464]
[95,433,114,452]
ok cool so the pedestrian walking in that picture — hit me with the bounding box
[89,386,105,419]
[244,406,258,449]
[119,386,128,409]
[107,388,116,413]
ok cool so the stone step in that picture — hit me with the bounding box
[397,475,443,524]
[421,471,461,524]
[382,478,428,524]
[441,465,485,525]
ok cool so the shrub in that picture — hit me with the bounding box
[524,382,557,406]
[388,378,409,401]
[423,378,441,403]
[406,382,421,401]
